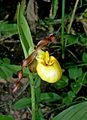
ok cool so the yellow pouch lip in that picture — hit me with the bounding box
[36,50,62,83]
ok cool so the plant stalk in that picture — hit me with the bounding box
[61,0,65,59]
[28,71,36,120]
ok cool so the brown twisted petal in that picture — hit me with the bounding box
[22,51,37,68]
[49,34,56,43]
[17,70,23,80]
[36,34,56,50]
[12,80,22,93]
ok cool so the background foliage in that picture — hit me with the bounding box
[0,0,87,120]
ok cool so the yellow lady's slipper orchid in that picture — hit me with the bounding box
[36,50,62,83]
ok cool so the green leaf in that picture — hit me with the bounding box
[3,64,21,74]
[54,75,69,89]
[0,66,13,80]
[0,115,14,120]
[63,97,73,106]
[2,58,10,64]
[17,4,34,57]
[0,59,3,64]
[71,74,84,94]
[40,92,61,103]
[63,91,76,105]
[13,97,31,110]
[0,67,7,79]
[0,21,18,38]
[71,82,82,94]
[0,60,21,80]
[82,52,87,63]
[51,0,58,18]
[68,91,76,98]
[35,108,45,120]
[34,74,41,88]
[79,34,87,45]
[0,61,30,80]
[53,101,87,120]
[65,34,78,46]
[68,67,82,80]
[83,72,87,85]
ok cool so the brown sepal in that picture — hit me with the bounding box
[29,59,37,72]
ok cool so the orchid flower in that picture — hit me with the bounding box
[21,34,62,83]
[13,34,62,92]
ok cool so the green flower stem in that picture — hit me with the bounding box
[61,0,65,59]
[28,71,36,120]
[17,3,36,120]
